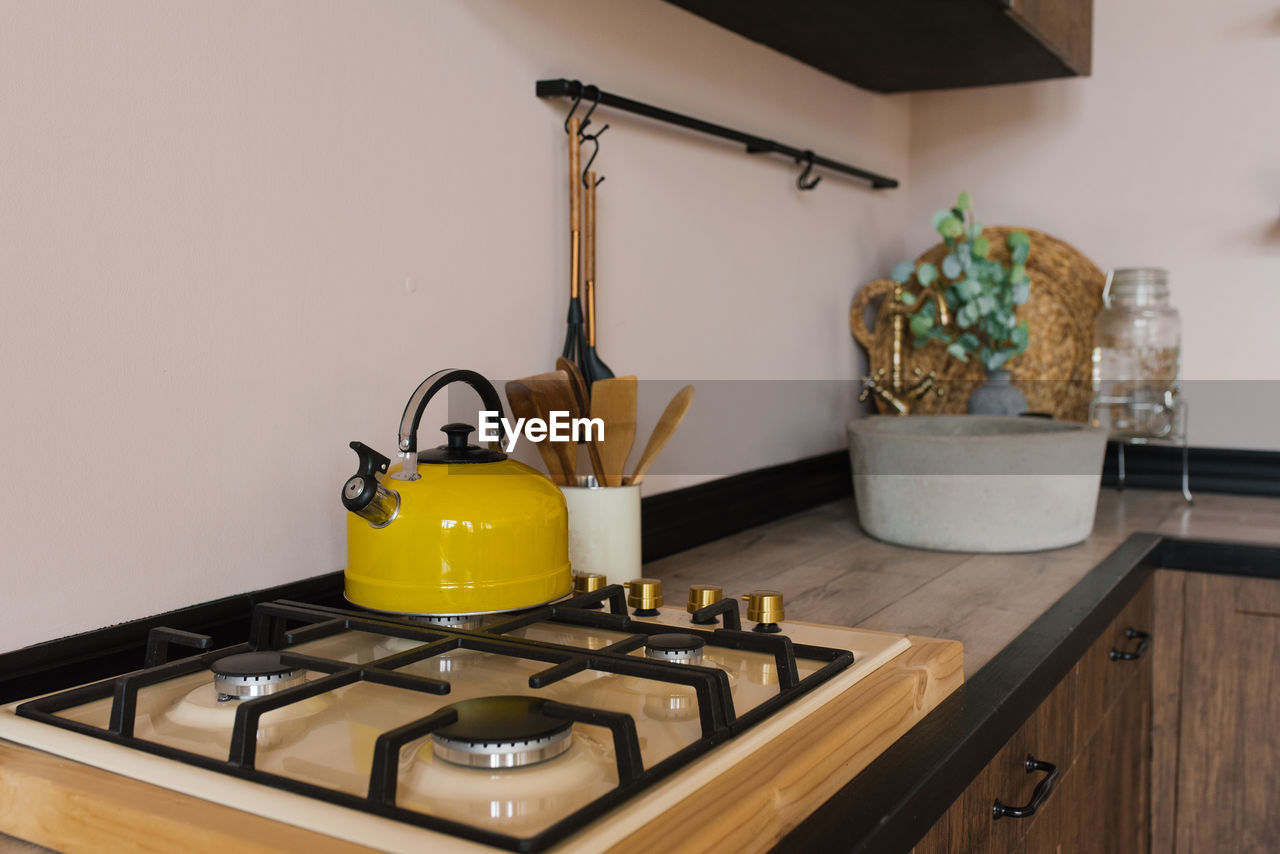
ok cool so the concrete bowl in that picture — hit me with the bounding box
[847,415,1108,553]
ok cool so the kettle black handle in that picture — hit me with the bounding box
[397,369,508,455]
[349,441,391,479]
[343,441,397,520]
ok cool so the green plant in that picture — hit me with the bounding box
[890,191,1032,371]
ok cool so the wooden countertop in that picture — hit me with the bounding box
[643,488,1280,677]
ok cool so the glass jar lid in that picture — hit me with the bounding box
[1105,267,1169,307]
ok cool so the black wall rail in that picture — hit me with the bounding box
[536,78,899,191]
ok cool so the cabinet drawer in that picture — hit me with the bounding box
[916,578,1156,854]
[1072,578,1154,751]
[1032,661,1152,854]
[943,666,1077,852]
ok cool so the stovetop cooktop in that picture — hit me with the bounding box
[1,584,910,853]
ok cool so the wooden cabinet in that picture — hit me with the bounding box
[1152,571,1280,852]
[664,0,1093,93]
[914,578,1153,853]
[952,673,1077,853]
[916,569,1280,854]
[1071,580,1153,750]
[1007,0,1092,79]
[1035,655,1151,853]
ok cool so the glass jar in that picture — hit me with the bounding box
[1091,268,1182,439]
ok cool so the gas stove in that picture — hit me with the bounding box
[0,581,910,853]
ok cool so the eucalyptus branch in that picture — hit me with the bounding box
[890,192,1032,372]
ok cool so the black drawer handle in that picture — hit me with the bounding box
[1110,627,1150,661]
[992,755,1059,820]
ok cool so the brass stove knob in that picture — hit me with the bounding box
[625,578,664,613]
[686,585,723,614]
[573,572,606,595]
[741,590,785,625]
[573,572,608,609]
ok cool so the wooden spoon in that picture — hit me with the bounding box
[556,357,590,413]
[505,380,564,484]
[556,357,607,483]
[590,376,638,487]
[524,372,583,485]
[507,371,576,482]
[626,385,695,486]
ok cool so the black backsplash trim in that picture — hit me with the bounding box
[641,449,852,562]
[0,573,348,704]
[1159,537,1280,577]
[1102,442,1280,497]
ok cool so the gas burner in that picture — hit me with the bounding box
[210,652,306,701]
[644,633,705,665]
[13,595,859,854]
[410,614,487,631]
[430,696,573,769]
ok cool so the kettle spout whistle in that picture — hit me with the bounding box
[342,441,400,528]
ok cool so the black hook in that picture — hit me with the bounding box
[578,85,608,188]
[579,85,602,136]
[580,131,608,188]
[796,150,821,191]
[563,84,584,134]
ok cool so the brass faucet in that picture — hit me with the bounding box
[860,368,910,414]
[859,282,948,415]
[860,367,944,414]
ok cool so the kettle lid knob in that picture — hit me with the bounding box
[418,423,507,465]
[442,423,474,450]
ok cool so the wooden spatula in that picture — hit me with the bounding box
[556,357,607,484]
[626,385,695,486]
[556,357,590,413]
[507,371,574,482]
[505,379,564,483]
[526,372,580,486]
[590,376,637,487]
[533,393,576,485]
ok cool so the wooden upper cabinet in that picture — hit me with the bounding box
[1006,0,1092,76]
[665,0,1093,92]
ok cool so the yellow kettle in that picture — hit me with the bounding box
[342,369,571,616]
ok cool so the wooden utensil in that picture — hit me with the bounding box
[581,172,614,386]
[560,119,586,365]
[529,381,577,486]
[507,370,576,485]
[626,385,695,486]
[590,376,637,487]
[505,380,565,484]
[556,357,608,484]
[556,357,590,414]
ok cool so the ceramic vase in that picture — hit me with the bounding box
[967,369,1028,416]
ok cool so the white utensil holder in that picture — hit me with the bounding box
[559,477,642,581]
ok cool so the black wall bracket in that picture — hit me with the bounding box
[536,78,899,191]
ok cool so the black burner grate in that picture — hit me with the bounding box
[16,588,852,853]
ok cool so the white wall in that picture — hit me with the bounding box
[0,1,909,650]
[907,0,1280,449]
[6,0,1276,653]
